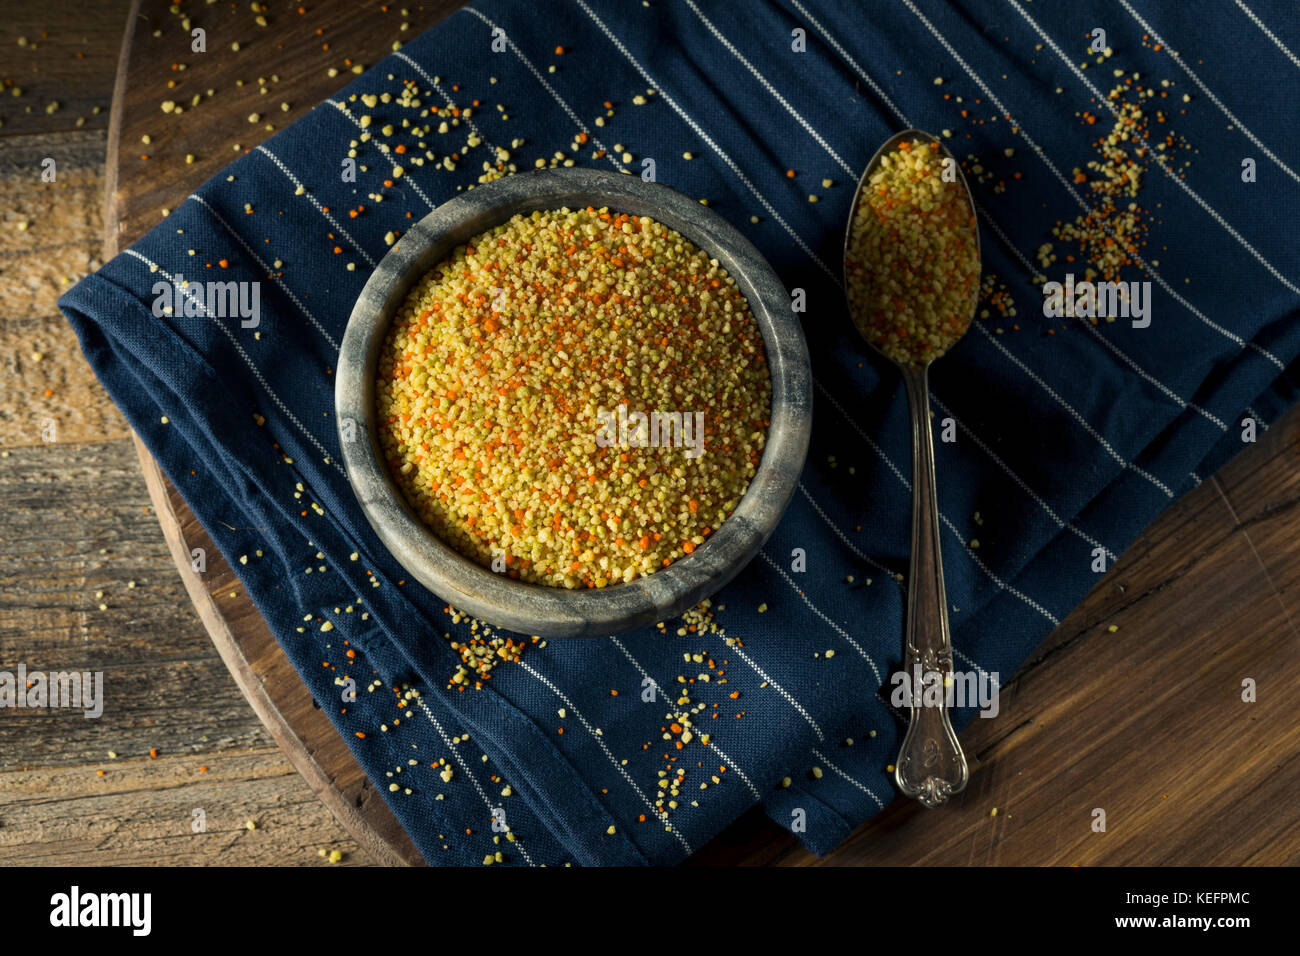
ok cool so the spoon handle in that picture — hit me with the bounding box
[894,363,970,808]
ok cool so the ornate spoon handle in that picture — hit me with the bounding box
[894,363,969,808]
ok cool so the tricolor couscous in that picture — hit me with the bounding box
[376,206,771,589]
[845,138,980,365]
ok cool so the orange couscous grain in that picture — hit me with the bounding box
[376,206,771,589]
[845,139,980,365]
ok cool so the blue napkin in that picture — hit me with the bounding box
[61,0,1300,865]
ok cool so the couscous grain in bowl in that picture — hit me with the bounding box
[375,205,772,590]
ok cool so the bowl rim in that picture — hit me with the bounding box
[335,167,811,637]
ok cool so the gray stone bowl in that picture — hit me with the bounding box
[336,168,811,637]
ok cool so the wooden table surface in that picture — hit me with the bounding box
[2,0,1298,867]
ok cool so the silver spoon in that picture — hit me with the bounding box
[842,129,981,808]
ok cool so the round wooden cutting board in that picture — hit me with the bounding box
[101,0,479,867]
[100,0,1300,868]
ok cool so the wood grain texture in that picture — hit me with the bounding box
[0,130,129,447]
[2,750,368,866]
[108,0,468,253]
[0,4,125,137]
[127,437,424,866]
[6,0,1298,868]
[101,0,470,866]
[0,0,361,867]
[0,437,363,865]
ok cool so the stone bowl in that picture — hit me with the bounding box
[336,168,811,637]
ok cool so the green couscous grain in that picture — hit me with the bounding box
[376,206,771,589]
[845,138,980,365]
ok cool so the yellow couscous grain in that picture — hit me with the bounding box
[845,139,980,365]
[376,206,771,589]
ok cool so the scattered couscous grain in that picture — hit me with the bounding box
[844,138,979,365]
[376,206,771,589]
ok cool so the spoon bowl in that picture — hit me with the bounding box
[843,129,983,354]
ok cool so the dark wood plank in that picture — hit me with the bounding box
[0,5,124,138]
[0,438,262,767]
[127,437,423,866]
[2,749,369,866]
[0,437,364,866]
[109,0,470,252]
[104,0,470,867]
[0,0,358,867]
[94,0,1300,868]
